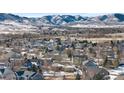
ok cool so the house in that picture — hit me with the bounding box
[40,57,53,66]
[52,63,64,71]
[24,58,42,68]
[8,51,23,67]
[0,63,7,69]
[64,65,75,72]
[93,67,109,80]
[15,70,44,80]
[0,66,16,80]
[75,43,83,49]
[82,59,99,79]
[82,59,110,80]
[73,54,88,65]
[9,58,24,67]
[119,58,124,64]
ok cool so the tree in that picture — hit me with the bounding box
[92,43,97,47]
[57,38,62,45]
[113,49,120,68]
[111,40,114,48]
[71,42,75,50]
[56,45,60,51]
[112,59,119,68]
[32,64,38,72]
[23,53,27,59]
[66,48,73,60]
[103,56,108,67]
[45,47,48,53]
[75,73,81,80]
[89,48,94,54]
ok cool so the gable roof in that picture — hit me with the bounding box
[0,67,16,79]
[30,73,44,80]
[15,70,36,80]
[83,60,98,67]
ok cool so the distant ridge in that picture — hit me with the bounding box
[0,13,124,26]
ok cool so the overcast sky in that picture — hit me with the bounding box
[14,13,108,18]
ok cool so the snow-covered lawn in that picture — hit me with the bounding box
[108,65,124,80]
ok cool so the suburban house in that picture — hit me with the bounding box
[15,70,44,80]
[82,59,99,79]
[0,65,16,80]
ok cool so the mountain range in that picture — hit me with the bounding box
[0,13,124,25]
[0,13,124,32]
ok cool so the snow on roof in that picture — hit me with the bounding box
[65,65,74,68]
[31,62,38,66]
[52,63,64,67]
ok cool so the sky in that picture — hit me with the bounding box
[14,13,108,18]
